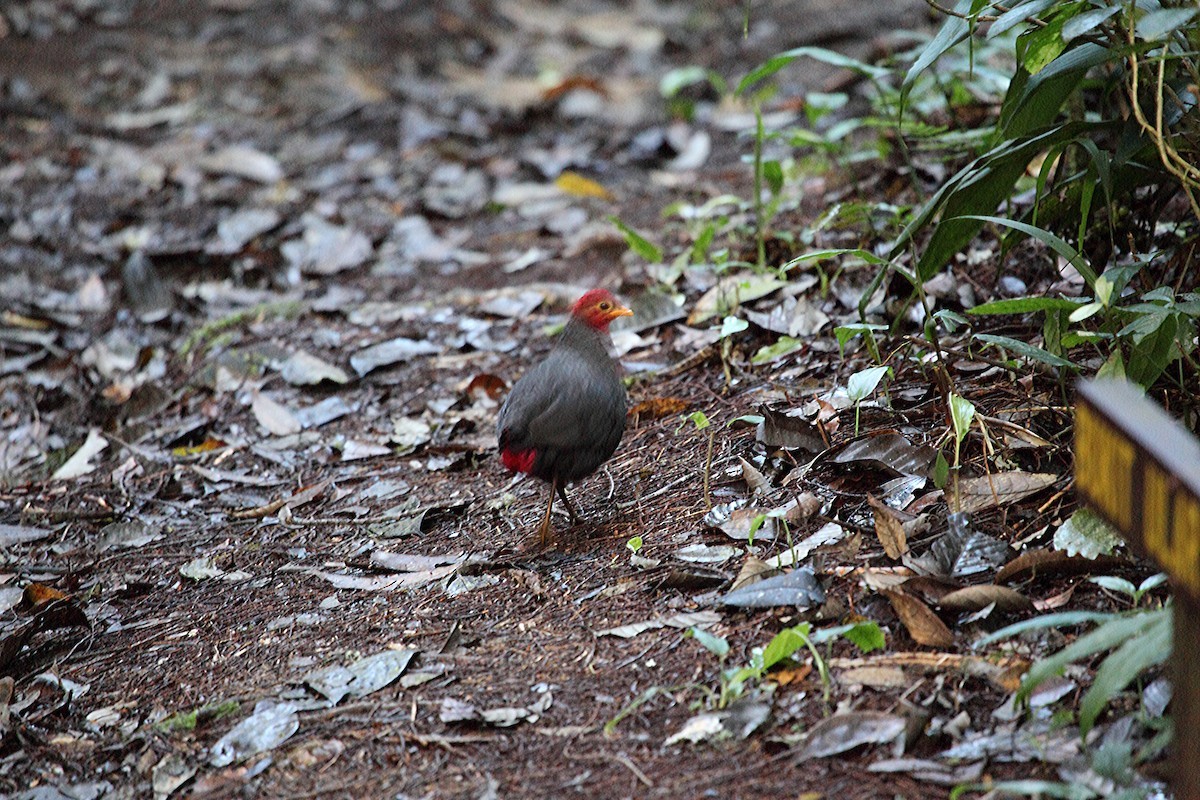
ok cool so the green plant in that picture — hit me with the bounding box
[845,364,892,435]
[978,603,1171,736]
[687,621,885,708]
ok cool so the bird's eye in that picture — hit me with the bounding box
[598,302,611,311]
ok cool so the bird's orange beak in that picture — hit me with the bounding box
[608,304,633,321]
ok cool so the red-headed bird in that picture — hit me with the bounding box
[497,289,632,544]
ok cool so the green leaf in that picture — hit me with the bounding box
[974,333,1079,369]
[974,610,1118,648]
[626,535,643,554]
[969,296,1087,315]
[843,622,886,653]
[1079,610,1171,734]
[781,248,888,271]
[1017,611,1166,704]
[1136,8,1198,41]
[608,216,662,263]
[762,160,784,195]
[949,393,975,446]
[751,336,805,364]
[1062,6,1120,41]
[762,625,811,670]
[1018,15,1068,75]
[988,0,1058,39]
[833,323,886,356]
[932,451,949,489]
[847,365,890,402]
[1090,576,1136,598]
[1054,509,1122,558]
[996,44,1114,140]
[688,410,711,431]
[1125,313,1180,387]
[660,66,724,98]
[738,46,889,96]
[688,626,730,659]
[953,215,1098,288]
[718,316,749,340]
[900,0,978,111]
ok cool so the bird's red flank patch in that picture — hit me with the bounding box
[501,447,536,474]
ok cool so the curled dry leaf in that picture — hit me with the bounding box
[251,390,301,436]
[738,457,770,495]
[951,471,1056,514]
[798,710,907,760]
[867,494,907,560]
[938,584,1033,613]
[627,396,689,420]
[881,589,954,649]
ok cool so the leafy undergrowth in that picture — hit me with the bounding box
[1,1,1195,799]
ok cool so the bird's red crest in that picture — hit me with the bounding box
[571,289,633,332]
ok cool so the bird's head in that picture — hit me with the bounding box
[571,289,633,332]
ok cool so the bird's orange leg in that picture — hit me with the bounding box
[537,478,557,545]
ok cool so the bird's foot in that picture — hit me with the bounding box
[555,484,582,525]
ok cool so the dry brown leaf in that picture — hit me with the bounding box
[771,664,813,686]
[830,652,1029,693]
[867,494,907,559]
[464,373,506,401]
[938,584,1033,613]
[628,397,689,420]
[995,547,1128,584]
[952,471,1056,514]
[881,589,954,648]
[730,555,776,592]
[838,666,909,689]
[24,583,68,605]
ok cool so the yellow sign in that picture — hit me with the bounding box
[1076,379,1200,600]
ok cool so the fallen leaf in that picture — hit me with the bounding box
[278,351,350,386]
[689,273,785,325]
[52,429,108,480]
[251,391,301,436]
[628,397,689,419]
[881,589,954,648]
[554,171,613,199]
[952,471,1056,514]
[863,496,907,560]
[721,567,825,609]
[798,711,907,759]
[938,584,1032,613]
[209,701,299,767]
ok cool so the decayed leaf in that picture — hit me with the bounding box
[798,710,907,760]
[829,652,1029,693]
[595,610,722,638]
[994,547,1127,584]
[304,649,417,704]
[316,563,459,591]
[351,336,441,377]
[209,701,299,767]
[830,432,937,478]
[721,567,825,609]
[952,471,1056,513]
[756,408,826,452]
[938,584,1032,613]
[881,589,954,648]
[628,397,689,419]
[838,666,910,689]
[738,457,770,495]
[868,494,907,559]
[391,417,432,453]
[278,351,350,385]
[688,273,785,325]
[673,543,740,564]
[729,555,776,592]
[0,525,52,547]
[200,145,283,184]
[52,429,108,480]
[251,391,301,436]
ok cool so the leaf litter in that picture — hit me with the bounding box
[0,1,1163,796]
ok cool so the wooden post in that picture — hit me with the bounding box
[1075,379,1200,796]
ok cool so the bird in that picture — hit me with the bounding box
[497,288,633,545]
